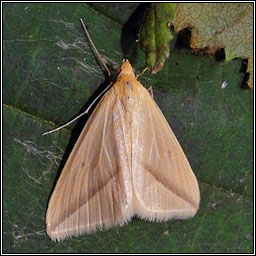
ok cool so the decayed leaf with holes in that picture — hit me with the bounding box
[173,3,253,88]
[139,3,175,74]
[140,3,253,88]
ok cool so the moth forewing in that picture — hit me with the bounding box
[46,84,134,241]
[131,86,200,220]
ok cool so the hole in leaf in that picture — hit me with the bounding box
[215,48,225,62]
[175,28,191,50]
[240,59,250,89]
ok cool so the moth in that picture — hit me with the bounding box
[46,20,200,241]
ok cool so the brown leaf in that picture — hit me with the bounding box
[173,3,253,88]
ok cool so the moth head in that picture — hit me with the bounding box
[117,59,135,78]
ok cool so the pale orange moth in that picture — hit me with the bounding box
[45,19,200,241]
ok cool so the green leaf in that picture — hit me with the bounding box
[3,3,253,253]
[139,3,175,73]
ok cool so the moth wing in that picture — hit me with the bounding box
[46,87,133,241]
[132,87,200,221]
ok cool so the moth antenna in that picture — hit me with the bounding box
[42,19,114,136]
[42,82,112,136]
[79,18,111,77]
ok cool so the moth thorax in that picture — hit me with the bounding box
[118,60,135,77]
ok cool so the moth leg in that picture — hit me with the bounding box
[147,86,153,98]
[136,67,148,79]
